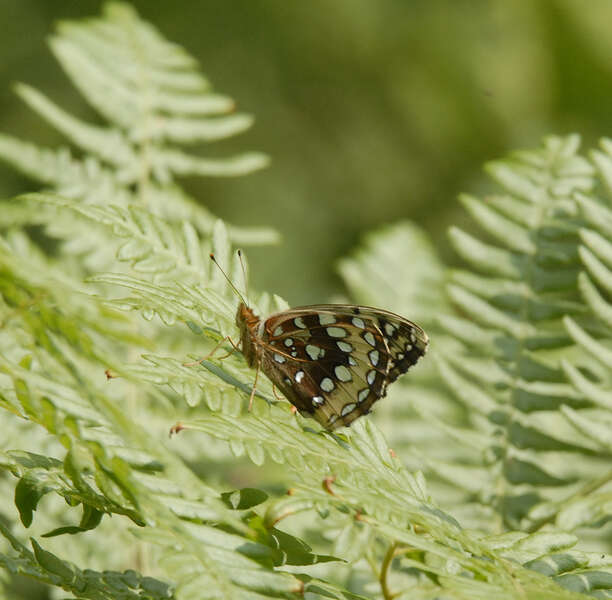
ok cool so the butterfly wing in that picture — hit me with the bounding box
[258,305,428,430]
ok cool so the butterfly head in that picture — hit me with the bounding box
[235,301,259,327]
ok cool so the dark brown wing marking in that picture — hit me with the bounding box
[259,305,427,429]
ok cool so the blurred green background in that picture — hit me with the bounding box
[2,0,612,303]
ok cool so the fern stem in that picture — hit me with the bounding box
[379,540,398,600]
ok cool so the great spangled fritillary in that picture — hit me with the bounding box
[236,301,428,430]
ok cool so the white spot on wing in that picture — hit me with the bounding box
[295,370,305,383]
[358,389,369,403]
[294,317,306,329]
[319,314,336,325]
[321,377,334,392]
[348,356,357,367]
[306,344,324,360]
[335,365,352,382]
[341,403,356,416]
[328,414,339,426]
[312,395,324,407]
[337,341,353,353]
[384,322,396,337]
[369,350,379,366]
[284,338,293,347]
[274,353,286,364]
[273,326,283,337]
[352,317,365,329]
[327,327,347,338]
[367,369,376,385]
[364,331,376,347]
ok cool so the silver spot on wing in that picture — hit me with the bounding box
[352,317,365,329]
[341,403,356,416]
[364,331,376,347]
[319,314,336,325]
[306,344,324,360]
[321,377,335,392]
[335,365,352,382]
[337,341,353,353]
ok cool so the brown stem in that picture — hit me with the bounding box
[379,541,398,600]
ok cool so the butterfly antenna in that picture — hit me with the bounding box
[237,249,250,305]
[210,253,248,305]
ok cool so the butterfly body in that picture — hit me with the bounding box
[235,301,428,430]
[236,303,261,368]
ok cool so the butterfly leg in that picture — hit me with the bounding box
[183,336,239,366]
[248,362,261,411]
[272,384,283,401]
[219,337,241,359]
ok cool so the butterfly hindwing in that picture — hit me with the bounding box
[259,305,428,429]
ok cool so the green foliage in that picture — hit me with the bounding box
[339,137,612,596]
[431,136,612,535]
[1,4,612,600]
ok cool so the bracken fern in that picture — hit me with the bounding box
[2,4,612,600]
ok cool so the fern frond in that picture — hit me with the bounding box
[417,135,612,539]
[48,2,267,177]
[0,1,278,252]
[3,4,612,599]
[541,140,612,535]
[0,520,173,600]
[184,414,608,599]
[0,303,331,599]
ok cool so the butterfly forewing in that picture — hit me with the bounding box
[257,305,428,430]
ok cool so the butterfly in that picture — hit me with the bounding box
[235,301,428,430]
